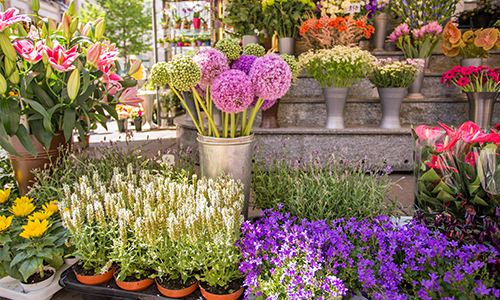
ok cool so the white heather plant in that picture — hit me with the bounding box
[368,58,424,88]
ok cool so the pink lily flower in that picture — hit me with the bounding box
[118,86,143,107]
[0,8,30,32]
[415,125,441,140]
[13,39,44,64]
[45,44,79,72]
[100,66,122,96]
[96,47,119,68]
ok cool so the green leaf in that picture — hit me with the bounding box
[437,190,455,203]
[0,123,20,156]
[431,180,453,195]
[472,195,489,206]
[0,98,20,135]
[18,257,43,282]
[81,69,90,95]
[30,120,52,149]
[22,98,50,120]
[45,252,63,270]
[15,125,37,157]
[102,103,118,120]
[63,108,76,142]
[419,168,441,182]
[119,79,137,88]
[10,252,29,268]
[75,122,85,147]
[29,82,54,107]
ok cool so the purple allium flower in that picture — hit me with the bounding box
[249,54,291,100]
[192,48,229,86]
[249,96,277,111]
[195,83,206,98]
[211,70,254,113]
[230,55,257,75]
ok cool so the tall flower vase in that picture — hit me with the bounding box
[407,57,431,98]
[323,87,349,129]
[134,118,143,132]
[193,18,201,29]
[466,92,499,130]
[373,13,388,51]
[279,37,295,55]
[183,91,199,123]
[378,87,406,129]
[242,35,260,48]
[260,99,280,128]
[197,134,255,219]
[138,91,158,130]
[461,58,483,68]
[117,119,128,132]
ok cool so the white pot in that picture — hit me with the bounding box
[20,266,56,293]
[0,275,19,284]
[64,257,79,266]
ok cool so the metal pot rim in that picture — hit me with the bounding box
[196,133,255,145]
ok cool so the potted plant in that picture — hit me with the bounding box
[115,104,131,132]
[223,0,264,47]
[130,107,144,132]
[442,21,500,67]
[298,46,375,129]
[441,66,500,129]
[262,0,316,54]
[201,18,209,31]
[150,38,292,218]
[368,58,424,128]
[0,1,139,195]
[183,19,192,30]
[361,0,390,51]
[193,10,201,30]
[173,14,183,29]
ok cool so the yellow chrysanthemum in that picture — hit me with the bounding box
[19,219,51,239]
[0,189,10,203]
[10,202,35,217]
[28,210,53,221]
[0,215,13,231]
[14,196,34,206]
[42,201,59,214]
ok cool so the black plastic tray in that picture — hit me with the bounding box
[59,268,245,300]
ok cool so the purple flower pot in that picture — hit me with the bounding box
[197,41,203,46]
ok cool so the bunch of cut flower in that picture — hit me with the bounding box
[149,38,298,138]
[320,0,366,16]
[239,209,500,300]
[115,103,134,120]
[368,58,424,88]
[442,22,500,59]
[391,0,460,28]
[299,13,374,49]
[441,66,500,92]
[389,21,443,58]
[129,106,144,120]
[363,0,390,19]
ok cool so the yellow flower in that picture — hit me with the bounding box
[14,196,34,206]
[10,202,35,217]
[28,210,53,221]
[0,189,10,203]
[42,201,59,214]
[19,219,51,239]
[0,215,13,231]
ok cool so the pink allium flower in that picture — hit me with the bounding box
[230,55,257,75]
[249,96,277,111]
[45,44,79,72]
[249,54,291,101]
[211,70,254,113]
[193,48,229,86]
[13,39,44,64]
[0,8,30,32]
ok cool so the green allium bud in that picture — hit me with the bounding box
[242,43,265,57]
[168,55,202,92]
[150,62,171,87]
[214,38,242,61]
[279,53,299,78]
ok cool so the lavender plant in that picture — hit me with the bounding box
[252,142,398,222]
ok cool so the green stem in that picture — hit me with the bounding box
[244,98,264,136]
[241,109,247,133]
[192,89,205,136]
[170,85,202,134]
[230,113,236,138]
[192,88,219,138]
[223,112,229,138]
[236,112,241,134]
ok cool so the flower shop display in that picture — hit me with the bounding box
[115,104,132,132]
[392,0,460,28]
[242,43,266,57]
[130,107,144,132]
[0,1,139,195]
[252,142,398,222]
[223,0,264,47]
[442,22,500,67]
[458,0,500,29]
[298,46,375,128]
[441,66,500,128]
[362,0,390,51]
[299,13,374,49]
[239,209,500,300]
[368,58,424,128]
[262,0,316,54]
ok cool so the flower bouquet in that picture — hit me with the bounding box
[391,0,460,27]
[442,22,500,59]
[441,66,500,92]
[320,0,366,16]
[262,0,316,38]
[362,0,390,19]
[299,13,374,49]
[388,21,443,59]
[369,58,424,88]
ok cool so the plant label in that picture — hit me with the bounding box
[344,3,361,14]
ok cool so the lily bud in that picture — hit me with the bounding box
[0,32,17,62]
[67,69,80,101]
[48,17,57,31]
[87,43,101,67]
[31,0,40,13]
[45,37,53,49]
[0,74,7,94]
[68,1,76,17]
[128,59,142,76]
[45,66,52,78]
[41,22,49,37]
[70,17,79,35]
[81,23,91,38]
[9,69,19,84]
[62,12,72,39]
[94,19,106,40]
[4,58,15,75]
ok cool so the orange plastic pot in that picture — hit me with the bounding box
[74,266,117,285]
[155,278,198,298]
[114,269,153,292]
[199,282,244,300]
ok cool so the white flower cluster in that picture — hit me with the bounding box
[321,0,365,15]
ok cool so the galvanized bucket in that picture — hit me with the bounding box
[197,134,255,219]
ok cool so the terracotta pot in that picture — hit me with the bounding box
[74,266,117,285]
[8,132,68,195]
[260,99,280,129]
[199,282,244,300]
[77,135,90,148]
[174,23,181,29]
[155,278,198,298]
[114,269,153,292]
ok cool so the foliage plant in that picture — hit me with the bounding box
[251,142,398,222]
[300,14,374,49]
[223,0,264,37]
[262,0,316,38]
[298,46,376,88]
[240,209,500,300]
[0,193,65,282]
[0,1,139,157]
[368,58,424,88]
[441,66,500,92]
[388,21,443,58]
[391,0,460,27]
[442,22,500,59]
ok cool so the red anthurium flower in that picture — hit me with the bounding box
[494,124,500,131]
[487,129,500,144]
[465,151,479,168]
[415,125,442,140]
[425,156,459,173]
[459,121,482,136]
[462,130,490,144]
[438,122,458,138]
[13,39,44,64]
[45,44,79,72]
[0,8,30,32]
